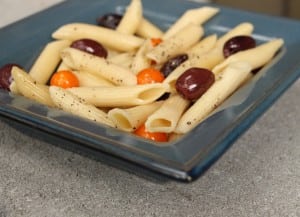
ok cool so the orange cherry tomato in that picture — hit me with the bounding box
[50,70,79,88]
[134,124,168,142]
[151,38,162,47]
[137,68,165,84]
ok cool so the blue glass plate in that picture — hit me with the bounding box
[0,0,299,182]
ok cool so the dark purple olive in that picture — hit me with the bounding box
[160,54,188,77]
[223,35,256,58]
[96,13,123,30]
[175,67,215,101]
[0,63,21,91]
[70,38,108,58]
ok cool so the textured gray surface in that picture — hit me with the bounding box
[0,1,300,217]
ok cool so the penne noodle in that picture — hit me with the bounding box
[145,94,190,133]
[61,47,137,86]
[49,86,115,127]
[11,67,55,107]
[9,80,19,94]
[187,34,218,58]
[213,38,284,74]
[175,61,253,134]
[106,48,122,58]
[147,23,204,64]
[52,23,144,52]
[72,71,114,87]
[136,18,164,39]
[29,40,71,84]
[108,52,135,69]
[67,83,169,107]
[56,61,72,71]
[130,39,152,74]
[117,0,143,35]
[108,101,163,132]
[163,6,219,39]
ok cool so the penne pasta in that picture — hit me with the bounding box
[213,38,284,74]
[175,61,253,134]
[136,18,164,39]
[145,94,190,133]
[56,61,72,71]
[147,23,204,64]
[9,80,19,94]
[116,0,143,35]
[130,39,152,74]
[52,23,144,52]
[108,101,163,132]
[106,48,122,58]
[29,40,71,84]
[187,34,218,58]
[67,83,169,107]
[11,67,55,107]
[108,52,135,69]
[72,71,114,87]
[49,86,115,127]
[61,47,137,86]
[163,6,219,39]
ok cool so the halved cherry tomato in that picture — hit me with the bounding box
[151,38,162,47]
[50,70,79,88]
[134,124,168,142]
[137,68,165,84]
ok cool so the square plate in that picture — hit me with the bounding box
[0,0,299,182]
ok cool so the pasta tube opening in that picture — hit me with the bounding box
[110,112,132,130]
[108,101,163,132]
[148,119,172,128]
[137,86,167,101]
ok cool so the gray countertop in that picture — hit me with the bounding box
[0,1,299,217]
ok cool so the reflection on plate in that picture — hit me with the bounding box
[0,0,300,181]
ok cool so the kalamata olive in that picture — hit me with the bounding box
[160,54,188,77]
[0,63,21,91]
[70,38,108,58]
[175,67,215,101]
[96,13,123,30]
[223,35,256,58]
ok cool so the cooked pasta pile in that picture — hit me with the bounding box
[9,0,284,142]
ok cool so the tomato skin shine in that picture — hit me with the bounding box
[50,70,79,89]
[137,68,165,85]
[134,124,168,142]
